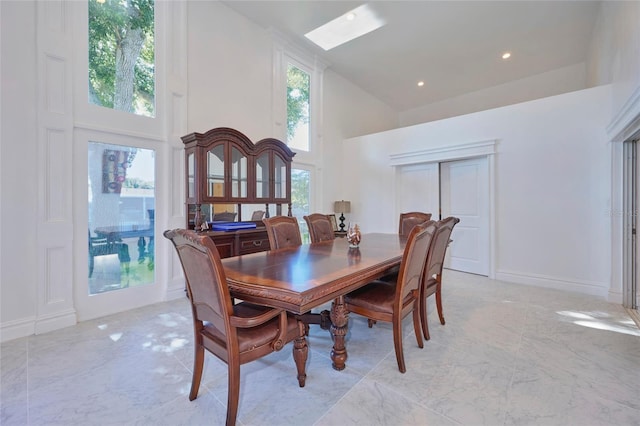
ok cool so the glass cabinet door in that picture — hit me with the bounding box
[187,151,195,199]
[256,153,270,198]
[274,154,287,199]
[231,146,247,198]
[207,144,225,198]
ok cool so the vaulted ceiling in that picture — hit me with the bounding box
[222,1,601,112]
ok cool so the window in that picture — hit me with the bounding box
[286,63,310,151]
[88,142,155,294]
[291,168,311,243]
[88,0,155,117]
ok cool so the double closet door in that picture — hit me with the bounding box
[397,157,489,276]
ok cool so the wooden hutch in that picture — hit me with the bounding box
[181,127,295,258]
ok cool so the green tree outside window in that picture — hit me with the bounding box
[89,0,155,117]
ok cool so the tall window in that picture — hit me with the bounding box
[88,142,155,294]
[291,168,311,243]
[88,0,155,117]
[287,64,310,151]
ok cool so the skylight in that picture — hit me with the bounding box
[305,4,385,51]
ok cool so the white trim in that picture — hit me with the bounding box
[496,270,610,298]
[1,316,36,343]
[607,86,640,142]
[389,139,497,166]
[389,139,497,279]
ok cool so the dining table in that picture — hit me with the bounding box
[221,232,408,371]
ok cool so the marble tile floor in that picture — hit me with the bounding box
[2,270,640,426]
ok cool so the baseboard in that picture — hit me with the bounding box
[495,270,608,298]
[1,309,78,343]
[34,309,77,335]
[166,284,187,301]
[626,308,640,330]
[0,316,36,343]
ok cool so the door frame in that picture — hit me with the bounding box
[390,139,496,278]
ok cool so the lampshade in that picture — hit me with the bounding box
[334,200,351,214]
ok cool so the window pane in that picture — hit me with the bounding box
[287,64,310,151]
[88,142,155,294]
[291,168,311,243]
[88,0,155,117]
[231,147,247,198]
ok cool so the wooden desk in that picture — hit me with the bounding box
[222,233,407,370]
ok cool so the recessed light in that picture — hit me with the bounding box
[502,52,511,60]
[417,81,425,87]
[305,4,385,51]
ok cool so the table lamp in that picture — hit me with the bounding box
[334,200,351,232]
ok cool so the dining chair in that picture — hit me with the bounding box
[251,210,265,220]
[399,211,433,236]
[303,213,335,243]
[263,215,302,249]
[88,230,130,278]
[420,216,460,340]
[163,229,308,426]
[344,220,437,373]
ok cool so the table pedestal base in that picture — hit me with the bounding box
[329,296,349,370]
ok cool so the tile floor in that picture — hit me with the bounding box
[2,270,640,425]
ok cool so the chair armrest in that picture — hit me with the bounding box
[230,308,289,351]
[229,306,283,328]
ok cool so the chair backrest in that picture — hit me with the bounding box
[213,211,237,222]
[424,217,460,280]
[251,210,265,221]
[395,220,437,306]
[164,229,234,339]
[399,212,433,236]
[263,216,302,249]
[304,214,335,243]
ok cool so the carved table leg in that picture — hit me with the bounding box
[330,296,349,371]
[293,322,308,387]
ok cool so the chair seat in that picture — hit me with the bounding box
[344,281,398,315]
[202,302,300,353]
[424,277,438,297]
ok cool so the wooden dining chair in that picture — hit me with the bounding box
[163,229,308,426]
[263,216,302,249]
[420,216,460,340]
[344,220,436,373]
[399,212,433,236]
[303,213,335,243]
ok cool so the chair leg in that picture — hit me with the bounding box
[189,344,205,401]
[412,303,424,349]
[89,255,94,278]
[392,318,406,373]
[226,358,241,426]
[420,294,430,341]
[293,322,308,387]
[435,282,445,325]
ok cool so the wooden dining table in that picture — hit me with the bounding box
[221,233,408,370]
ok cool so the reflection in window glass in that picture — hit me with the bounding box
[291,168,311,243]
[287,64,310,151]
[88,0,155,117]
[88,142,155,294]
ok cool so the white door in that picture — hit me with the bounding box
[440,157,489,275]
[397,163,439,225]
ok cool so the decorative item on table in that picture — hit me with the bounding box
[347,244,361,265]
[346,223,361,248]
[334,200,351,232]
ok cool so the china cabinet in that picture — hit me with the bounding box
[181,127,295,258]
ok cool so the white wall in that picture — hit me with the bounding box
[587,1,640,127]
[399,63,587,127]
[1,1,39,335]
[185,2,399,216]
[344,86,613,298]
